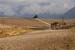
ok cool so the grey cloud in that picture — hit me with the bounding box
[38,2,50,6]
[0,0,75,17]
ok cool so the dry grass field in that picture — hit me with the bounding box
[41,18,75,24]
[0,18,48,27]
[0,17,75,50]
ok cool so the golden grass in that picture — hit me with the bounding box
[0,27,74,50]
[0,18,75,50]
[0,24,33,37]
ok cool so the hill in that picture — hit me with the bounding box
[0,27,75,50]
[0,17,75,50]
[0,17,48,27]
[63,7,75,18]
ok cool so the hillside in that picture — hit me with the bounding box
[0,17,75,50]
[63,7,75,18]
[0,27,75,50]
[40,18,75,24]
[0,17,49,27]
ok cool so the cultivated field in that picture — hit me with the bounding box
[0,17,75,50]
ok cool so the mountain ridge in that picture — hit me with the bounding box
[63,7,75,18]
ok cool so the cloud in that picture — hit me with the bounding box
[0,4,16,16]
[20,0,75,14]
[0,0,75,17]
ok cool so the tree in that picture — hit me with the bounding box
[33,15,38,18]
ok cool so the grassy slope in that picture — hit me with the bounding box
[0,18,48,27]
[0,28,75,50]
[0,17,75,50]
[41,18,75,24]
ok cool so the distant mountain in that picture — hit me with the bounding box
[38,13,62,18]
[0,7,75,18]
[63,7,75,18]
[35,7,75,18]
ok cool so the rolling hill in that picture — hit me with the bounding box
[0,17,75,50]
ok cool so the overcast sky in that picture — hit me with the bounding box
[0,0,75,17]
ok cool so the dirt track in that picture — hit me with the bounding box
[0,28,75,50]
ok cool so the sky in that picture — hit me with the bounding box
[0,0,75,17]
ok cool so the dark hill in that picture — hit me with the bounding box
[63,7,75,18]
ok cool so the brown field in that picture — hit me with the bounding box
[41,18,75,24]
[0,17,75,50]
